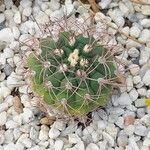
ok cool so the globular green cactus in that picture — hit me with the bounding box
[27,31,116,117]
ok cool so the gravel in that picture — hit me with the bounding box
[0,0,150,149]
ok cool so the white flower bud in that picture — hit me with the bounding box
[83,44,92,53]
[68,49,79,67]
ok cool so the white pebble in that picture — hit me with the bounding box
[137,88,147,96]
[135,99,145,108]
[129,64,140,76]
[0,86,11,99]
[52,120,66,131]
[0,28,14,42]
[22,7,32,17]
[86,143,99,150]
[0,102,8,112]
[141,5,150,16]
[117,93,132,106]
[68,134,81,144]
[139,29,150,43]
[142,70,150,86]
[39,125,49,141]
[0,111,7,126]
[4,143,16,150]
[14,11,21,24]
[140,19,150,28]
[5,120,18,129]
[54,140,64,150]
[102,132,114,147]
[20,0,32,8]
[134,125,147,136]
[0,13,5,23]
[130,26,141,38]
[49,128,60,139]
[12,26,20,39]
[99,0,112,9]
[22,108,34,123]
[128,47,139,58]
[3,48,14,58]
[129,88,138,101]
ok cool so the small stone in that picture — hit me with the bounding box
[22,108,34,123]
[129,64,140,76]
[128,47,139,58]
[49,0,60,11]
[117,134,128,147]
[64,0,74,16]
[4,64,14,76]
[124,115,135,126]
[86,143,99,150]
[0,86,11,99]
[115,117,124,129]
[124,125,135,136]
[130,26,141,38]
[68,134,81,144]
[117,93,132,106]
[0,28,14,42]
[29,127,39,141]
[133,76,141,84]
[137,108,145,118]
[0,13,5,23]
[129,88,138,101]
[126,76,133,92]
[140,115,150,126]
[54,140,64,150]
[52,120,66,131]
[0,111,7,126]
[74,141,85,150]
[128,136,140,150]
[135,98,146,108]
[141,6,150,16]
[91,131,101,143]
[102,132,114,147]
[142,70,150,86]
[5,120,18,129]
[98,0,112,9]
[139,29,150,43]
[35,11,49,24]
[140,19,150,28]
[39,125,49,141]
[0,102,8,112]
[20,0,32,8]
[21,138,32,148]
[49,128,60,139]
[12,26,20,39]
[143,139,150,147]
[14,11,21,24]
[4,143,16,150]
[0,132,5,144]
[119,2,129,16]
[40,116,55,125]
[137,88,146,96]
[134,125,147,136]
[22,7,32,17]
[13,96,23,114]
[50,9,64,22]
[106,124,118,138]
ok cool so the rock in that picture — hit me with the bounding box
[22,108,34,123]
[129,88,138,101]
[35,11,49,24]
[128,47,139,58]
[0,28,14,42]
[140,19,150,28]
[13,128,22,141]
[119,2,129,16]
[117,93,132,106]
[124,125,135,136]
[106,124,118,138]
[12,26,20,39]
[102,132,114,147]
[49,0,60,11]
[54,140,64,150]
[0,111,7,126]
[4,130,14,143]
[0,41,6,51]
[0,86,11,99]
[130,26,141,38]
[86,143,99,150]
[68,134,81,144]
[74,141,85,150]
[143,139,150,147]
[64,0,74,16]
[40,117,55,126]
[139,29,150,43]
[141,6,150,16]
[0,102,8,112]
[137,108,145,118]
[20,0,32,8]
[140,115,150,126]
[139,47,150,65]
[28,146,40,150]
[98,0,112,9]
[23,7,32,17]
[0,132,5,144]
[115,117,124,129]
[15,142,25,150]
[4,0,13,9]
[52,120,66,131]
[4,143,16,150]
[5,120,18,129]
[49,128,60,139]
[30,127,39,141]
[50,9,64,22]
[3,48,14,58]
[133,76,141,84]
[91,131,101,143]
[0,13,5,24]
[135,99,145,108]
[39,125,49,141]
[14,11,21,24]
[97,141,107,150]
[134,125,147,136]
[83,126,94,135]
[124,115,135,126]
[3,64,14,76]
[128,136,140,150]
[137,88,146,96]
[117,134,128,147]
[129,64,140,76]
[142,70,150,86]
[21,138,32,148]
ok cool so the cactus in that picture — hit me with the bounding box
[27,31,116,117]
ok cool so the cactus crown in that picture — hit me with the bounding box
[27,31,116,117]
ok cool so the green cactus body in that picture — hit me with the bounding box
[27,31,116,117]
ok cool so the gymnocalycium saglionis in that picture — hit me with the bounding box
[26,30,117,118]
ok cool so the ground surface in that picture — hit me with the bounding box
[0,0,150,150]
